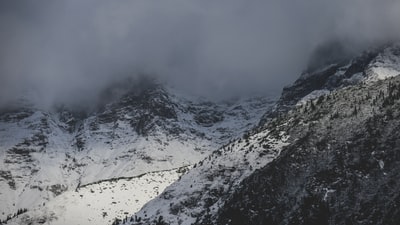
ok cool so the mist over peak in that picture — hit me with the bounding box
[0,0,399,109]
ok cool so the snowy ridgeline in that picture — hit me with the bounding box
[0,84,275,225]
[296,43,400,106]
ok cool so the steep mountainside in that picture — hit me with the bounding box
[0,82,275,225]
[126,43,400,225]
[216,74,400,225]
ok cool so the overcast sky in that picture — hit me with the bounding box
[0,0,399,109]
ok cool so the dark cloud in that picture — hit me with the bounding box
[0,0,399,109]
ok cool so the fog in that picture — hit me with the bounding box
[0,0,399,109]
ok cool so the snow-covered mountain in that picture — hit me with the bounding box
[124,43,400,225]
[3,42,400,225]
[0,81,275,225]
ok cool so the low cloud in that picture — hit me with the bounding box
[0,0,399,109]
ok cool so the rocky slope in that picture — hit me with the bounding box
[125,43,400,225]
[0,81,275,225]
[216,73,400,225]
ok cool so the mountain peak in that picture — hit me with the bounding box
[259,43,399,125]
